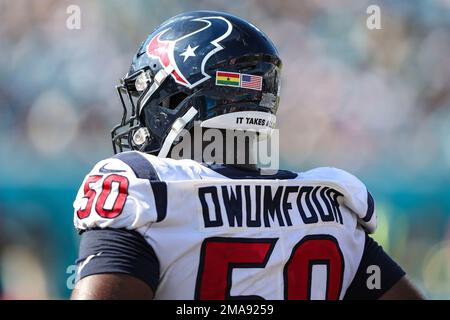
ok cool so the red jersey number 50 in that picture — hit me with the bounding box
[195,235,344,300]
[77,174,129,219]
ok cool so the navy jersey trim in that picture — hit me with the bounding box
[151,182,168,222]
[113,151,160,181]
[343,233,406,300]
[203,163,298,180]
[362,192,375,222]
[76,228,160,292]
[113,151,167,222]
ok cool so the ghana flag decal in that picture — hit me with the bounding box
[215,71,263,91]
[216,71,240,87]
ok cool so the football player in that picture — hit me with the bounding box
[71,11,424,300]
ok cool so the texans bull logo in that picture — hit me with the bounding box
[146,16,232,89]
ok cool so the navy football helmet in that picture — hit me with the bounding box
[112,10,282,156]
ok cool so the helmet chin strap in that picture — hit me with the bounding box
[157,106,198,158]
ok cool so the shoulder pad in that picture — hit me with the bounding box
[73,151,167,232]
[132,153,205,181]
[300,167,376,233]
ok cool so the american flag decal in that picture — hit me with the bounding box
[240,74,263,91]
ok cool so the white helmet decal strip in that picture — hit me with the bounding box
[200,111,276,131]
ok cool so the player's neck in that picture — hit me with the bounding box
[169,127,261,170]
[211,129,259,171]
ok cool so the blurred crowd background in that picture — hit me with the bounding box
[1,0,449,299]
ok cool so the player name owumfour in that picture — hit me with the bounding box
[198,184,344,228]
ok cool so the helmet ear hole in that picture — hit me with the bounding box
[161,92,189,110]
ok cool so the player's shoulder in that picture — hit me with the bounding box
[297,166,376,233]
[299,166,367,191]
[87,151,204,181]
[73,151,183,232]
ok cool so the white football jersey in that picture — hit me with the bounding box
[73,151,376,300]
